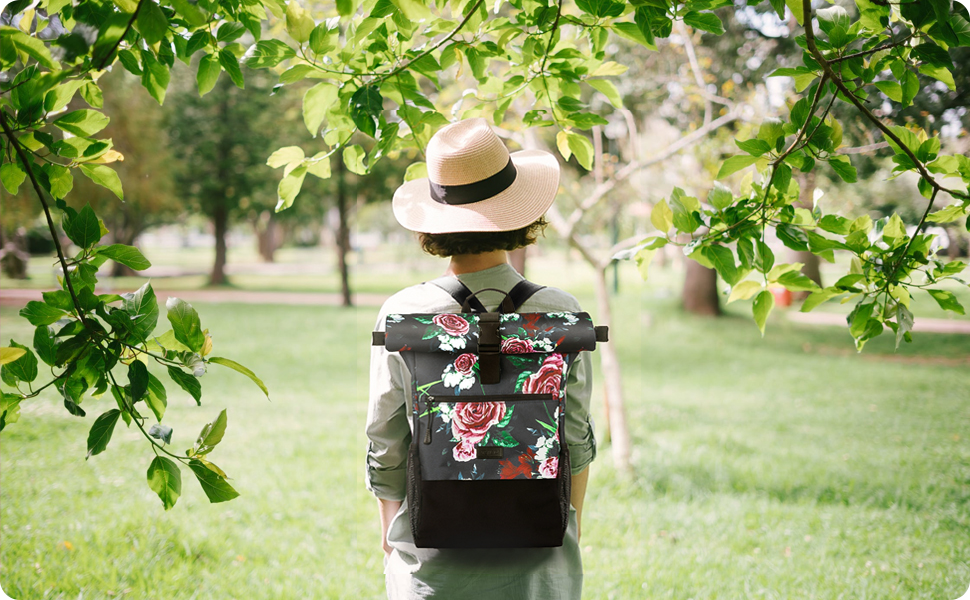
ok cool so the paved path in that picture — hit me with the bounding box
[786,310,970,335]
[3,287,969,334]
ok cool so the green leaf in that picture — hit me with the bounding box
[702,245,740,285]
[894,304,914,350]
[566,132,594,170]
[53,110,110,137]
[728,280,762,304]
[63,203,104,248]
[86,409,121,459]
[285,0,315,43]
[196,54,221,96]
[216,22,246,43]
[651,198,673,232]
[167,365,202,405]
[145,371,168,421]
[208,356,270,399]
[587,79,622,108]
[218,49,244,89]
[147,456,181,510]
[19,301,67,326]
[669,188,702,233]
[96,244,151,270]
[716,155,759,179]
[611,21,657,50]
[128,359,149,403]
[197,408,228,448]
[918,64,955,90]
[44,81,84,113]
[189,459,239,503]
[390,0,431,21]
[882,213,906,244]
[141,51,171,105]
[343,145,367,175]
[911,42,954,70]
[828,155,857,183]
[33,326,58,367]
[165,297,204,352]
[0,162,26,195]
[350,86,383,138]
[926,204,968,223]
[874,80,903,102]
[735,138,771,157]
[303,83,338,137]
[44,164,73,199]
[927,289,965,314]
[275,164,307,212]
[244,40,296,68]
[79,164,123,200]
[1,340,38,384]
[752,289,774,336]
[267,146,305,168]
[785,0,804,24]
[136,0,169,45]
[634,247,658,280]
[3,28,57,69]
[306,152,331,179]
[683,11,724,35]
[800,287,843,312]
[121,281,159,343]
[404,162,427,181]
[776,270,821,292]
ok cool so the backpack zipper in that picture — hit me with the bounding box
[422,393,555,445]
[424,397,436,444]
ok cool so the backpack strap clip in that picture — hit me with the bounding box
[477,312,502,384]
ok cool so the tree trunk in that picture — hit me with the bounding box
[255,210,281,263]
[682,258,721,316]
[790,171,822,300]
[335,158,352,307]
[592,265,632,475]
[210,200,229,286]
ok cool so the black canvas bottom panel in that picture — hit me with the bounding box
[412,478,567,548]
[408,443,572,549]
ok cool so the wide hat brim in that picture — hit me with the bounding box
[392,149,561,234]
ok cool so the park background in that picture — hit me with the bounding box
[2,0,970,598]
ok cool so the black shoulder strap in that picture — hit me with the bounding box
[428,276,488,313]
[507,279,546,311]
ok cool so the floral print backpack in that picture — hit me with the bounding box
[372,276,608,548]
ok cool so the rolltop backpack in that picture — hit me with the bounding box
[371,276,608,548]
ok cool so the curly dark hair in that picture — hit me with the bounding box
[418,217,549,257]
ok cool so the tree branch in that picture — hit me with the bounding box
[561,108,742,237]
[377,0,486,83]
[801,0,967,200]
[0,110,93,332]
[94,0,146,71]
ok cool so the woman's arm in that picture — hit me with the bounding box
[570,466,589,540]
[378,498,403,556]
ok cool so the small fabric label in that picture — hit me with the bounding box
[476,447,504,459]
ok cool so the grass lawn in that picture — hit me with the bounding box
[1,250,969,599]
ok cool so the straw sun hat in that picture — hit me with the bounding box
[392,118,561,234]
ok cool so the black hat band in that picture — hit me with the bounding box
[429,157,517,206]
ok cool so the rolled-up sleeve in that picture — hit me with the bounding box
[563,346,596,475]
[364,311,412,501]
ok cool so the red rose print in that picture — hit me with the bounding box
[539,456,558,478]
[433,314,469,336]
[501,338,534,354]
[454,353,477,375]
[451,401,507,444]
[453,439,476,462]
[522,353,565,399]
